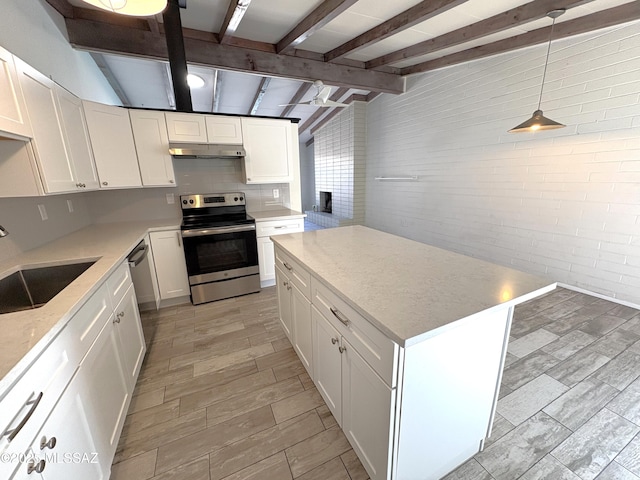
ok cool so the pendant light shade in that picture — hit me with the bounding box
[508,110,565,133]
[509,9,566,133]
[81,0,167,16]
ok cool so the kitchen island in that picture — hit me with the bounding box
[271,225,555,480]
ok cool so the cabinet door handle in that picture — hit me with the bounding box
[40,436,57,450]
[102,181,108,186]
[283,262,293,271]
[330,307,350,326]
[4,392,43,441]
[331,337,338,345]
[274,226,286,229]
[339,345,346,354]
[27,459,46,474]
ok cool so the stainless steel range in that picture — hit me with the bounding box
[180,192,260,304]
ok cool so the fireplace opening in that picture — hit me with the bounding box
[319,191,332,214]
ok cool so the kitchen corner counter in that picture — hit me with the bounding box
[271,225,555,346]
[0,220,179,396]
[249,209,306,221]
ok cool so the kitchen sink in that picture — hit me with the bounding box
[0,261,96,314]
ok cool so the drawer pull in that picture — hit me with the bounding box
[339,345,347,354]
[331,337,338,345]
[274,226,286,229]
[40,436,57,450]
[283,262,293,271]
[330,307,350,326]
[27,459,46,474]
[5,392,43,442]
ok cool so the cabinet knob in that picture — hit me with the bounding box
[169,179,175,183]
[27,459,46,474]
[331,337,338,345]
[102,181,108,186]
[339,345,346,354]
[76,183,81,188]
[40,436,57,450]
[119,311,125,318]
[114,314,121,324]
[81,183,86,188]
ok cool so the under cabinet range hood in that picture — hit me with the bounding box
[168,143,246,158]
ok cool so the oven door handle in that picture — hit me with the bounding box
[182,224,256,237]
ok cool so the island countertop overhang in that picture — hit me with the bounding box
[271,225,556,347]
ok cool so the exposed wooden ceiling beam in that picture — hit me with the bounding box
[276,0,358,54]
[299,87,348,133]
[400,2,640,75]
[280,82,313,117]
[248,76,271,115]
[305,137,314,147]
[89,52,131,106]
[65,16,405,93]
[43,0,74,18]
[325,0,468,62]
[218,0,252,45]
[366,0,595,69]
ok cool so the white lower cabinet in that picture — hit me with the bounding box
[3,261,145,480]
[256,217,304,287]
[312,306,342,421]
[275,265,313,375]
[342,338,395,480]
[149,229,190,300]
[257,236,276,286]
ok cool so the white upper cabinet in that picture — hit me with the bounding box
[130,109,176,187]
[205,115,242,144]
[241,117,293,184]
[55,85,100,190]
[165,111,207,143]
[0,47,31,139]
[14,58,77,193]
[83,100,142,189]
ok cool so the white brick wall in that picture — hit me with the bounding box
[365,22,640,305]
[314,102,367,224]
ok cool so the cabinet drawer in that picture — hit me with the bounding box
[274,248,310,299]
[256,218,304,238]
[312,278,398,387]
[0,328,77,474]
[65,283,112,362]
[106,261,132,308]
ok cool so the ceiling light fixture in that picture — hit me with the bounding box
[509,9,566,133]
[187,74,205,89]
[81,0,167,17]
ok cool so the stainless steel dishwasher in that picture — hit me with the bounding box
[128,235,160,311]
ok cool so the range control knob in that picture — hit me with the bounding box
[182,200,188,205]
[234,197,239,201]
[189,199,194,204]
[239,196,244,201]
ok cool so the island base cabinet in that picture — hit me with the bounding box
[114,284,146,390]
[342,339,395,480]
[290,283,312,377]
[394,308,512,480]
[275,266,292,340]
[312,305,394,480]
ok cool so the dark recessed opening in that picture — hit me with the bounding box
[319,191,332,214]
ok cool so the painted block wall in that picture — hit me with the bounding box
[314,102,367,224]
[365,22,640,305]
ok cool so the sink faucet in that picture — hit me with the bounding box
[0,225,8,237]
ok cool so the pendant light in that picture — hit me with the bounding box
[81,0,167,16]
[509,9,566,133]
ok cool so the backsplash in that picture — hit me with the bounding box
[0,195,92,265]
[86,158,291,224]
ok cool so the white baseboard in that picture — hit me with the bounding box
[558,283,640,310]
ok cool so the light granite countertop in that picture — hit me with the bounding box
[0,220,180,397]
[248,209,306,221]
[271,225,556,347]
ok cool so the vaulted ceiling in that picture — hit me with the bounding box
[44,0,640,144]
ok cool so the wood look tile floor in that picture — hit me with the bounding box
[110,286,640,480]
[110,287,368,480]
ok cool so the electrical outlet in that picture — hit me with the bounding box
[67,199,74,213]
[38,204,48,221]
[273,188,279,199]
[166,193,175,204]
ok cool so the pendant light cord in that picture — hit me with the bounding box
[537,14,559,111]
